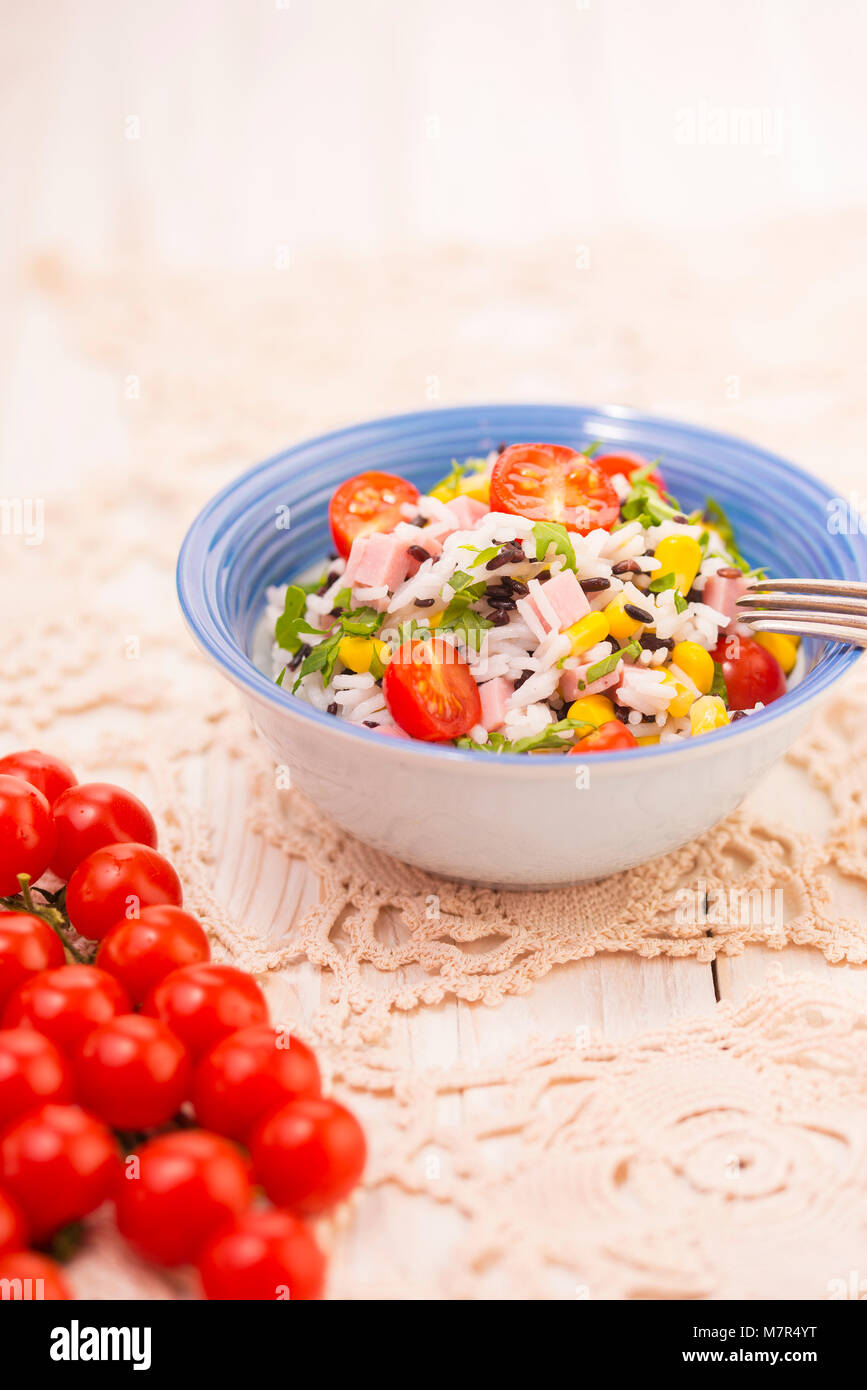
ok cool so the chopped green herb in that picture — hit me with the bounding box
[531,521,577,571]
[429,457,488,499]
[275,666,286,687]
[456,717,594,755]
[710,662,729,705]
[275,585,321,653]
[583,638,641,685]
[649,571,677,593]
[674,592,689,614]
[438,608,494,651]
[293,631,342,691]
[340,606,382,637]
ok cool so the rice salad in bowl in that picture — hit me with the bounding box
[266,444,796,754]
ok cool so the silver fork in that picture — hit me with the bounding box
[736,578,867,647]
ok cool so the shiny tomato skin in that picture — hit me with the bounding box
[593,452,665,492]
[3,964,130,1056]
[51,782,157,881]
[142,964,269,1060]
[0,750,77,808]
[383,639,482,741]
[0,1250,70,1299]
[193,1025,321,1143]
[0,1029,75,1130]
[0,912,66,1012]
[568,720,638,753]
[490,444,620,535]
[198,1207,326,1301]
[329,471,420,559]
[251,1096,366,1215]
[0,776,56,897]
[0,1187,29,1255]
[711,634,787,712]
[96,905,211,1006]
[114,1129,252,1266]
[65,843,182,941]
[0,1103,119,1240]
[75,1014,191,1131]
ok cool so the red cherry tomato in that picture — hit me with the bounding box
[193,1025,321,1143]
[0,1250,70,1299]
[96,905,210,1006]
[0,749,77,808]
[593,452,665,493]
[711,633,787,712]
[0,1187,29,1255]
[0,912,66,1011]
[65,843,182,941]
[51,782,157,880]
[0,1103,119,1240]
[75,1014,191,1131]
[3,964,130,1056]
[383,639,482,742]
[328,471,420,559]
[198,1207,325,1301]
[0,776,56,897]
[0,1029,74,1130]
[114,1129,252,1266]
[568,720,638,753]
[142,963,268,1060]
[251,1096,366,1214]
[490,444,620,535]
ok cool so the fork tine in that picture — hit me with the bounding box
[744,577,867,598]
[738,613,867,646]
[737,592,867,616]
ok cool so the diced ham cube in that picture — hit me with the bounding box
[478,676,513,731]
[520,571,590,636]
[702,571,749,629]
[559,666,621,703]
[349,533,409,593]
[445,495,489,530]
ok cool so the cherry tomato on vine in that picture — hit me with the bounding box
[193,1025,321,1143]
[0,912,66,1011]
[142,963,268,1060]
[65,843,182,941]
[96,904,210,1005]
[0,1187,29,1255]
[0,776,56,897]
[0,1103,119,1240]
[114,1129,252,1266]
[0,1250,70,1299]
[710,633,787,712]
[328,471,420,559]
[0,1029,74,1130]
[568,720,638,754]
[0,749,77,808]
[198,1207,326,1301]
[592,452,666,493]
[51,782,157,881]
[251,1096,366,1214]
[3,964,130,1056]
[490,444,620,534]
[383,639,482,742]
[75,1014,191,1131]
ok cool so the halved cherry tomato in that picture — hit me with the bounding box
[96,905,211,1005]
[0,1029,74,1130]
[65,842,182,941]
[0,913,66,1012]
[0,1250,70,1299]
[0,750,77,808]
[198,1207,326,1301]
[328,471,420,559]
[3,964,130,1056]
[490,444,620,535]
[711,634,786,712]
[0,1103,119,1240]
[383,639,482,742]
[593,452,665,493]
[75,1014,191,1131]
[0,776,56,897]
[51,782,157,880]
[568,720,638,753]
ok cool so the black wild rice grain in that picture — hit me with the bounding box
[504,577,529,595]
[414,597,436,607]
[327,702,338,715]
[614,705,632,723]
[329,606,344,618]
[487,596,517,611]
[497,441,507,454]
[580,576,611,593]
[535,569,551,583]
[411,514,426,528]
[624,603,653,623]
[489,610,511,626]
[513,669,534,690]
[362,720,379,727]
[686,588,702,603]
[730,709,748,721]
[639,633,674,652]
[612,559,641,575]
[288,643,311,670]
[485,541,524,571]
[408,544,431,563]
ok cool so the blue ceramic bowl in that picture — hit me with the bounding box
[177,404,866,886]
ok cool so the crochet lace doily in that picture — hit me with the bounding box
[4,228,867,1298]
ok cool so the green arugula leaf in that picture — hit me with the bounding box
[456,717,594,754]
[532,521,577,571]
[275,585,322,653]
[674,592,689,614]
[340,606,382,637]
[649,571,677,593]
[275,666,286,687]
[293,631,343,691]
[710,662,729,706]
[583,638,641,686]
[438,609,494,652]
[429,457,489,499]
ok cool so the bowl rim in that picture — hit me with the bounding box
[177,401,867,770]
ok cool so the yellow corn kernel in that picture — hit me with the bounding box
[637,734,660,745]
[604,593,646,642]
[754,631,798,675]
[565,611,610,657]
[458,473,490,504]
[658,671,696,718]
[689,694,730,737]
[337,636,390,674]
[566,694,616,728]
[429,483,453,502]
[671,640,714,694]
[654,535,702,595]
[426,612,444,630]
